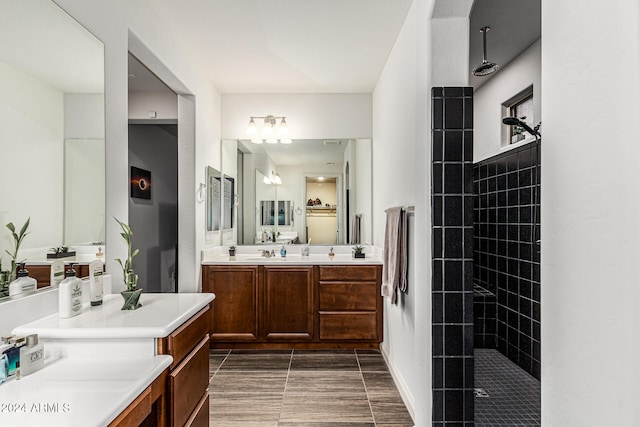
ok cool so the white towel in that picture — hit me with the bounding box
[381,207,408,304]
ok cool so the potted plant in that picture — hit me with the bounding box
[5,217,30,280]
[228,245,236,257]
[352,245,365,259]
[114,217,142,310]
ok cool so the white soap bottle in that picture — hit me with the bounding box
[8,263,37,296]
[59,264,83,318]
[19,334,44,376]
[50,260,65,288]
[89,259,103,306]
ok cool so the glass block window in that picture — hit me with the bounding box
[507,89,534,144]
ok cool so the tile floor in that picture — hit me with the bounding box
[209,349,414,426]
[474,348,541,426]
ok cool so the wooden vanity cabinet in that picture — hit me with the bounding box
[202,264,382,349]
[263,266,314,341]
[157,305,211,427]
[203,265,260,341]
[318,265,382,341]
[109,369,168,427]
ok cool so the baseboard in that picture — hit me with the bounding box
[380,345,416,424]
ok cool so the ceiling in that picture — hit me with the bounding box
[147,0,413,93]
[139,0,539,94]
[469,0,541,89]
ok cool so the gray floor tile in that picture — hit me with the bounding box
[357,354,389,372]
[369,396,414,425]
[280,395,373,423]
[210,393,282,423]
[218,353,292,371]
[210,370,288,394]
[290,353,360,371]
[285,371,366,397]
[208,349,414,426]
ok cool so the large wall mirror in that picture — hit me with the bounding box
[0,0,105,300]
[221,138,372,246]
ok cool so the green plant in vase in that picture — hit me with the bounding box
[5,217,30,280]
[352,245,365,258]
[114,217,142,310]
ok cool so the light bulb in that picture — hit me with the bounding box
[280,138,292,144]
[278,118,288,136]
[265,139,278,144]
[251,138,263,144]
[247,118,257,135]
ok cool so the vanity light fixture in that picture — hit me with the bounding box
[263,171,282,185]
[247,115,291,144]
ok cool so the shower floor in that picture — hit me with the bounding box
[474,348,541,426]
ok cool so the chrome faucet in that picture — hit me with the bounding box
[259,249,274,258]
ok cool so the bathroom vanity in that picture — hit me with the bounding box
[202,252,383,349]
[2,293,214,427]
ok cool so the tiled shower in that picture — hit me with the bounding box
[431,87,541,425]
[473,142,541,379]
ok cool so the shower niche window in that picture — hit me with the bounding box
[503,86,535,145]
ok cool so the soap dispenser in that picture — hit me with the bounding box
[59,263,83,318]
[280,245,287,258]
[8,263,37,296]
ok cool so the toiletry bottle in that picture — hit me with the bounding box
[8,263,37,296]
[0,343,12,384]
[20,334,44,376]
[5,336,24,376]
[95,246,104,261]
[50,260,65,288]
[59,263,83,318]
[89,259,103,306]
[280,245,287,258]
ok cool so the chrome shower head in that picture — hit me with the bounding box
[473,27,499,77]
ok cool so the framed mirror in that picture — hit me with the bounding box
[224,138,372,246]
[0,0,105,300]
[205,166,221,243]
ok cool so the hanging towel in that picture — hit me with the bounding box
[350,214,362,244]
[381,207,408,304]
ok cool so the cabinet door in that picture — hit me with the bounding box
[203,266,259,341]
[263,266,314,340]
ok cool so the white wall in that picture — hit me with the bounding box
[372,0,422,420]
[541,0,640,424]
[474,39,541,161]
[221,93,372,139]
[51,0,223,293]
[128,90,177,120]
[0,60,64,257]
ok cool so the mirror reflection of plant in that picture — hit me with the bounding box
[5,217,30,280]
[114,217,139,291]
[49,245,70,254]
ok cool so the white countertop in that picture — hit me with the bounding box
[0,355,172,427]
[13,292,215,339]
[202,253,382,265]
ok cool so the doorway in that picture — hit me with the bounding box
[128,53,179,292]
[304,176,339,244]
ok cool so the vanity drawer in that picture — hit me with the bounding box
[158,305,210,369]
[169,335,210,427]
[185,393,209,427]
[319,312,378,340]
[319,282,377,311]
[319,265,378,281]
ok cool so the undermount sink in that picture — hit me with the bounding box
[240,257,288,262]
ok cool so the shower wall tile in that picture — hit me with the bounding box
[432,86,474,425]
[473,141,541,380]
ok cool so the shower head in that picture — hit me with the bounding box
[473,27,499,77]
[502,117,540,137]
